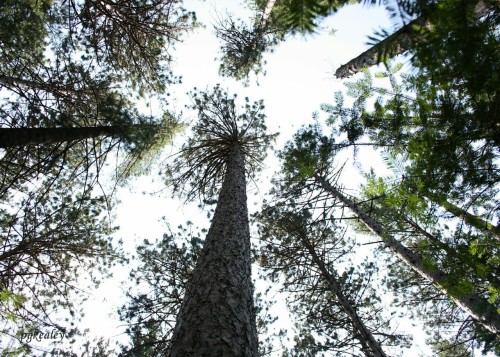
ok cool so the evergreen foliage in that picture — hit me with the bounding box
[274,1,499,350]
[254,0,357,34]
[166,85,277,202]
[164,87,276,356]
[215,13,284,82]
[257,205,410,356]
[0,173,123,355]
[216,0,367,81]
[0,0,192,352]
[119,222,202,356]
[119,220,282,356]
[0,0,192,197]
[1,0,498,354]
[275,119,500,353]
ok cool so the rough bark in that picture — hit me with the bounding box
[0,126,126,148]
[315,174,500,336]
[168,145,258,356]
[335,0,496,79]
[335,15,428,79]
[298,232,387,357]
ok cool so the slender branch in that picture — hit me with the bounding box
[315,173,500,336]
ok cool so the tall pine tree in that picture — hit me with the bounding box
[166,86,277,355]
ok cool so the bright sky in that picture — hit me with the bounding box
[25,0,439,355]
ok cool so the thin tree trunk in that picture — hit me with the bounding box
[0,74,96,96]
[315,174,500,336]
[169,145,258,356]
[251,0,278,48]
[335,0,495,79]
[260,0,278,29]
[402,215,500,289]
[335,15,427,79]
[423,191,500,241]
[0,126,126,148]
[297,231,387,357]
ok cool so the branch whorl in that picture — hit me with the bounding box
[166,85,277,202]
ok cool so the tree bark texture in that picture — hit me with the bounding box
[334,15,427,79]
[315,174,500,336]
[334,0,496,79]
[169,145,258,356]
[299,235,387,357]
[0,126,125,148]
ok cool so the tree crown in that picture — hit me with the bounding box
[166,85,277,202]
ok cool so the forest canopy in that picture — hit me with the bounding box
[0,0,498,356]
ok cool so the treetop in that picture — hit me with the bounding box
[166,85,278,202]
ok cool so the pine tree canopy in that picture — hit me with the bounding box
[2,0,499,355]
[216,0,370,81]
[257,205,410,355]
[270,3,499,347]
[0,1,192,352]
[0,0,197,94]
[166,85,277,202]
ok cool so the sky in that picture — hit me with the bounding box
[14,0,439,355]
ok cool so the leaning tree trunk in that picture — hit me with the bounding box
[423,191,500,241]
[0,126,127,148]
[402,215,500,289]
[315,174,500,336]
[298,232,387,357]
[169,144,258,356]
[334,15,428,79]
[335,0,495,79]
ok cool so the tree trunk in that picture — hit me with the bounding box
[0,74,95,96]
[168,144,258,356]
[0,75,48,91]
[334,15,427,79]
[260,0,278,29]
[334,0,496,79]
[402,215,500,289]
[250,0,278,49]
[298,232,387,357]
[0,126,126,148]
[423,191,500,241]
[315,174,500,336]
